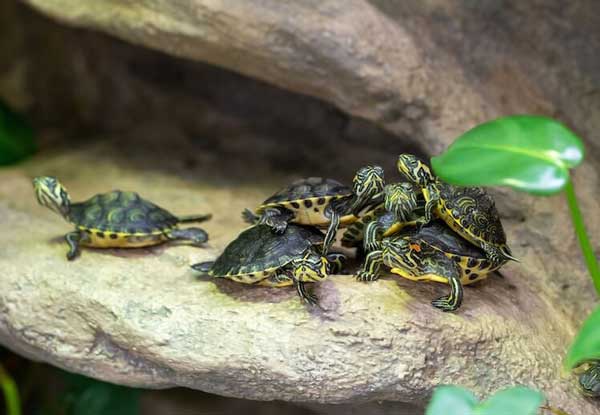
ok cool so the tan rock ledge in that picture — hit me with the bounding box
[0,138,598,414]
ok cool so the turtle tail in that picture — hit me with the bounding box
[177,213,212,224]
[242,208,259,224]
[191,261,214,274]
[501,245,519,263]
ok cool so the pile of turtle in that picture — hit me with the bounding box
[33,154,516,312]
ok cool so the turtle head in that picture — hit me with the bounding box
[579,362,600,398]
[384,182,419,222]
[33,176,71,218]
[397,154,434,187]
[383,237,423,271]
[291,250,328,282]
[351,165,385,214]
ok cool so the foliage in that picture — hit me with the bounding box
[431,115,600,377]
[565,305,600,370]
[0,100,36,166]
[431,115,583,196]
[62,373,140,415]
[0,362,20,415]
[426,385,544,415]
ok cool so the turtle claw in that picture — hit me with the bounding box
[431,296,459,312]
[356,271,378,282]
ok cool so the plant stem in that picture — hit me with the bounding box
[565,178,600,296]
[0,363,20,415]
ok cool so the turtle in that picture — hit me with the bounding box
[353,154,517,267]
[356,220,503,311]
[33,176,211,260]
[243,167,384,255]
[578,361,600,398]
[342,181,423,252]
[191,224,346,305]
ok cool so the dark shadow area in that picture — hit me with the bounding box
[2,1,427,187]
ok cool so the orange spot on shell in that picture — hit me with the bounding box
[410,243,422,252]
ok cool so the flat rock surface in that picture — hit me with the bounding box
[0,135,599,413]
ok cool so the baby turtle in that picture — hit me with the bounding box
[342,181,422,252]
[192,224,345,305]
[33,176,211,260]
[578,362,600,398]
[357,220,502,311]
[244,168,384,255]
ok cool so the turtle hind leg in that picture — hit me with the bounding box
[177,213,212,224]
[167,228,208,244]
[65,230,90,261]
[259,207,293,234]
[241,208,259,224]
[431,274,464,312]
[482,242,518,266]
[191,261,214,273]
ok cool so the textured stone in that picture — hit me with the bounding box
[1,0,600,412]
[0,134,598,413]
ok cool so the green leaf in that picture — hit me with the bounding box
[431,115,584,195]
[565,305,600,369]
[63,373,140,415]
[0,101,36,166]
[425,385,478,415]
[0,363,20,415]
[474,386,544,415]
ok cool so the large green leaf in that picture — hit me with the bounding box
[425,385,477,415]
[431,115,584,195]
[474,386,544,415]
[565,305,600,369]
[0,101,36,166]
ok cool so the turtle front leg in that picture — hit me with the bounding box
[259,207,293,234]
[65,231,85,261]
[356,249,384,282]
[294,279,318,306]
[431,272,464,312]
[322,208,341,255]
[422,183,440,224]
[167,227,208,244]
[363,221,383,253]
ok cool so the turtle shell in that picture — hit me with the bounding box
[259,177,351,207]
[68,190,178,234]
[438,183,507,246]
[405,220,486,259]
[209,224,324,276]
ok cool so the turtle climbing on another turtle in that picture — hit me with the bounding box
[192,224,345,305]
[342,181,424,253]
[395,154,516,267]
[33,176,211,260]
[352,154,516,267]
[356,220,503,311]
[243,167,384,255]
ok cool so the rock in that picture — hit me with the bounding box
[0,133,598,414]
[20,0,600,158]
[0,0,599,412]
